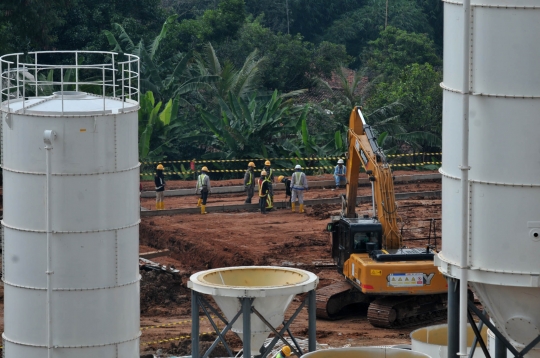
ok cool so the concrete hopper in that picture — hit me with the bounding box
[189,266,318,356]
[411,324,488,358]
[301,347,431,358]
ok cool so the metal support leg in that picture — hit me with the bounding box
[448,278,460,358]
[308,289,317,352]
[495,335,507,358]
[467,309,490,358]
[242,298,252,358]
[192,291,200,358]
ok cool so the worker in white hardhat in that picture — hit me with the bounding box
[290,164,308,213]
[258,170,271,214]
[334,158,347,190]
[196,166,211,214]
[154,164,166,210]
[244,162,256,204]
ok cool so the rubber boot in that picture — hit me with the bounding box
[160,202,165,210]
[299,204,305,213]
[197,198,202,207]
[201,205,207,214]
[156,203,160,210]
[291,203,296,212]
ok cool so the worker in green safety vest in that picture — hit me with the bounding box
[276,346,292,358]
[264,160,274,200]
[196,166,211,214]
[244,162,256,204]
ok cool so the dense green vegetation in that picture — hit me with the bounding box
[0,0,443,176]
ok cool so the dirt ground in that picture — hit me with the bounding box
[137,179,442,356]
[0,172,443,357]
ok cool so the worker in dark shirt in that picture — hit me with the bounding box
[258,170,270,214]
[154,164,165,210]
[278,175,292,205]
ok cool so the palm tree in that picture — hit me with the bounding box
[104,15,218,105]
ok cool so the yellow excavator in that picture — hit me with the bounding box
[316,106,447,328]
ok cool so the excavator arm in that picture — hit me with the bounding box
[344,106,401,250]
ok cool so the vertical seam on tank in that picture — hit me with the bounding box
[114,114,117,171]
[115,230,118,285]
[469,6,475,92]
[1,225,4,279]
[468,182,473,265]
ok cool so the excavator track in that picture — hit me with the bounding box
[367,294,447,328]
[316,281,370,320]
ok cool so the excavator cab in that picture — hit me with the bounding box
[328,217,382,272]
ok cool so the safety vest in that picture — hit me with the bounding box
[246,171,253,185]
[292,172,303,186]
[267,168,273,178]
[258,177,271,196]
[198,174,208,187]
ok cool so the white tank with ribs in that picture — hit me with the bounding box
[0,51,141,357]
[437,0,540,356]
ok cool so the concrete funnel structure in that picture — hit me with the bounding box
[189,266,318,356]
[301,347,431,358]
[411,324,488,358]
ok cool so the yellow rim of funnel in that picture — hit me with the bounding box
[188,266,318,297]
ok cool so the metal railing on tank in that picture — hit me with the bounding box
[0,50,140,114]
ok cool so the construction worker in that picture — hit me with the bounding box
[278,175,292,204]
[258,170,271,214]
[264,160,274,199]
[276,346,292,358]
[334,159,347,189]
[196,166,211,214]
[154,164,165,210]
[244,162,256,204]
[291,164,308,213]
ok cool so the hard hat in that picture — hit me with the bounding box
[156,164,164,170]
[338,159,344,164]
[295,164,302,170]
[248,162,256,167]
[278,175,284,182]
[282,346,292,357]
[201,166,209,172]
[265,160,271,166]
[261,170,267,176]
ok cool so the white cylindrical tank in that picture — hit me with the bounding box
[411,324,488,358]
[0,51,140,357]
[437,1,540,356]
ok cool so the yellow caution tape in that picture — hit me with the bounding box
[139,162,441,176]
[141,331,214,345]
[140,153,442,165]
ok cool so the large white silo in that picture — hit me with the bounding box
[437,0,540,357]
[0,51,141,357]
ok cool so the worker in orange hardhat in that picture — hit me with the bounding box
[263,160,275,199]
[276,346,292,358]
[195,166,211,214]
[154,164,166,210]
[244,162,256,204]
[278,175,292,204]
[290,164,308,213]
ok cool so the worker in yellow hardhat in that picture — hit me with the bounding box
[276,346,292,358]
[258,170,272,214]
[195,166,211,214]
[264,160,275,200]
[244,162,256,204]
[278,175,292,205]
[154,164,166,210]
[291,164,308,213]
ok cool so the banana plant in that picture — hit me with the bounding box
[199,90,306,160]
